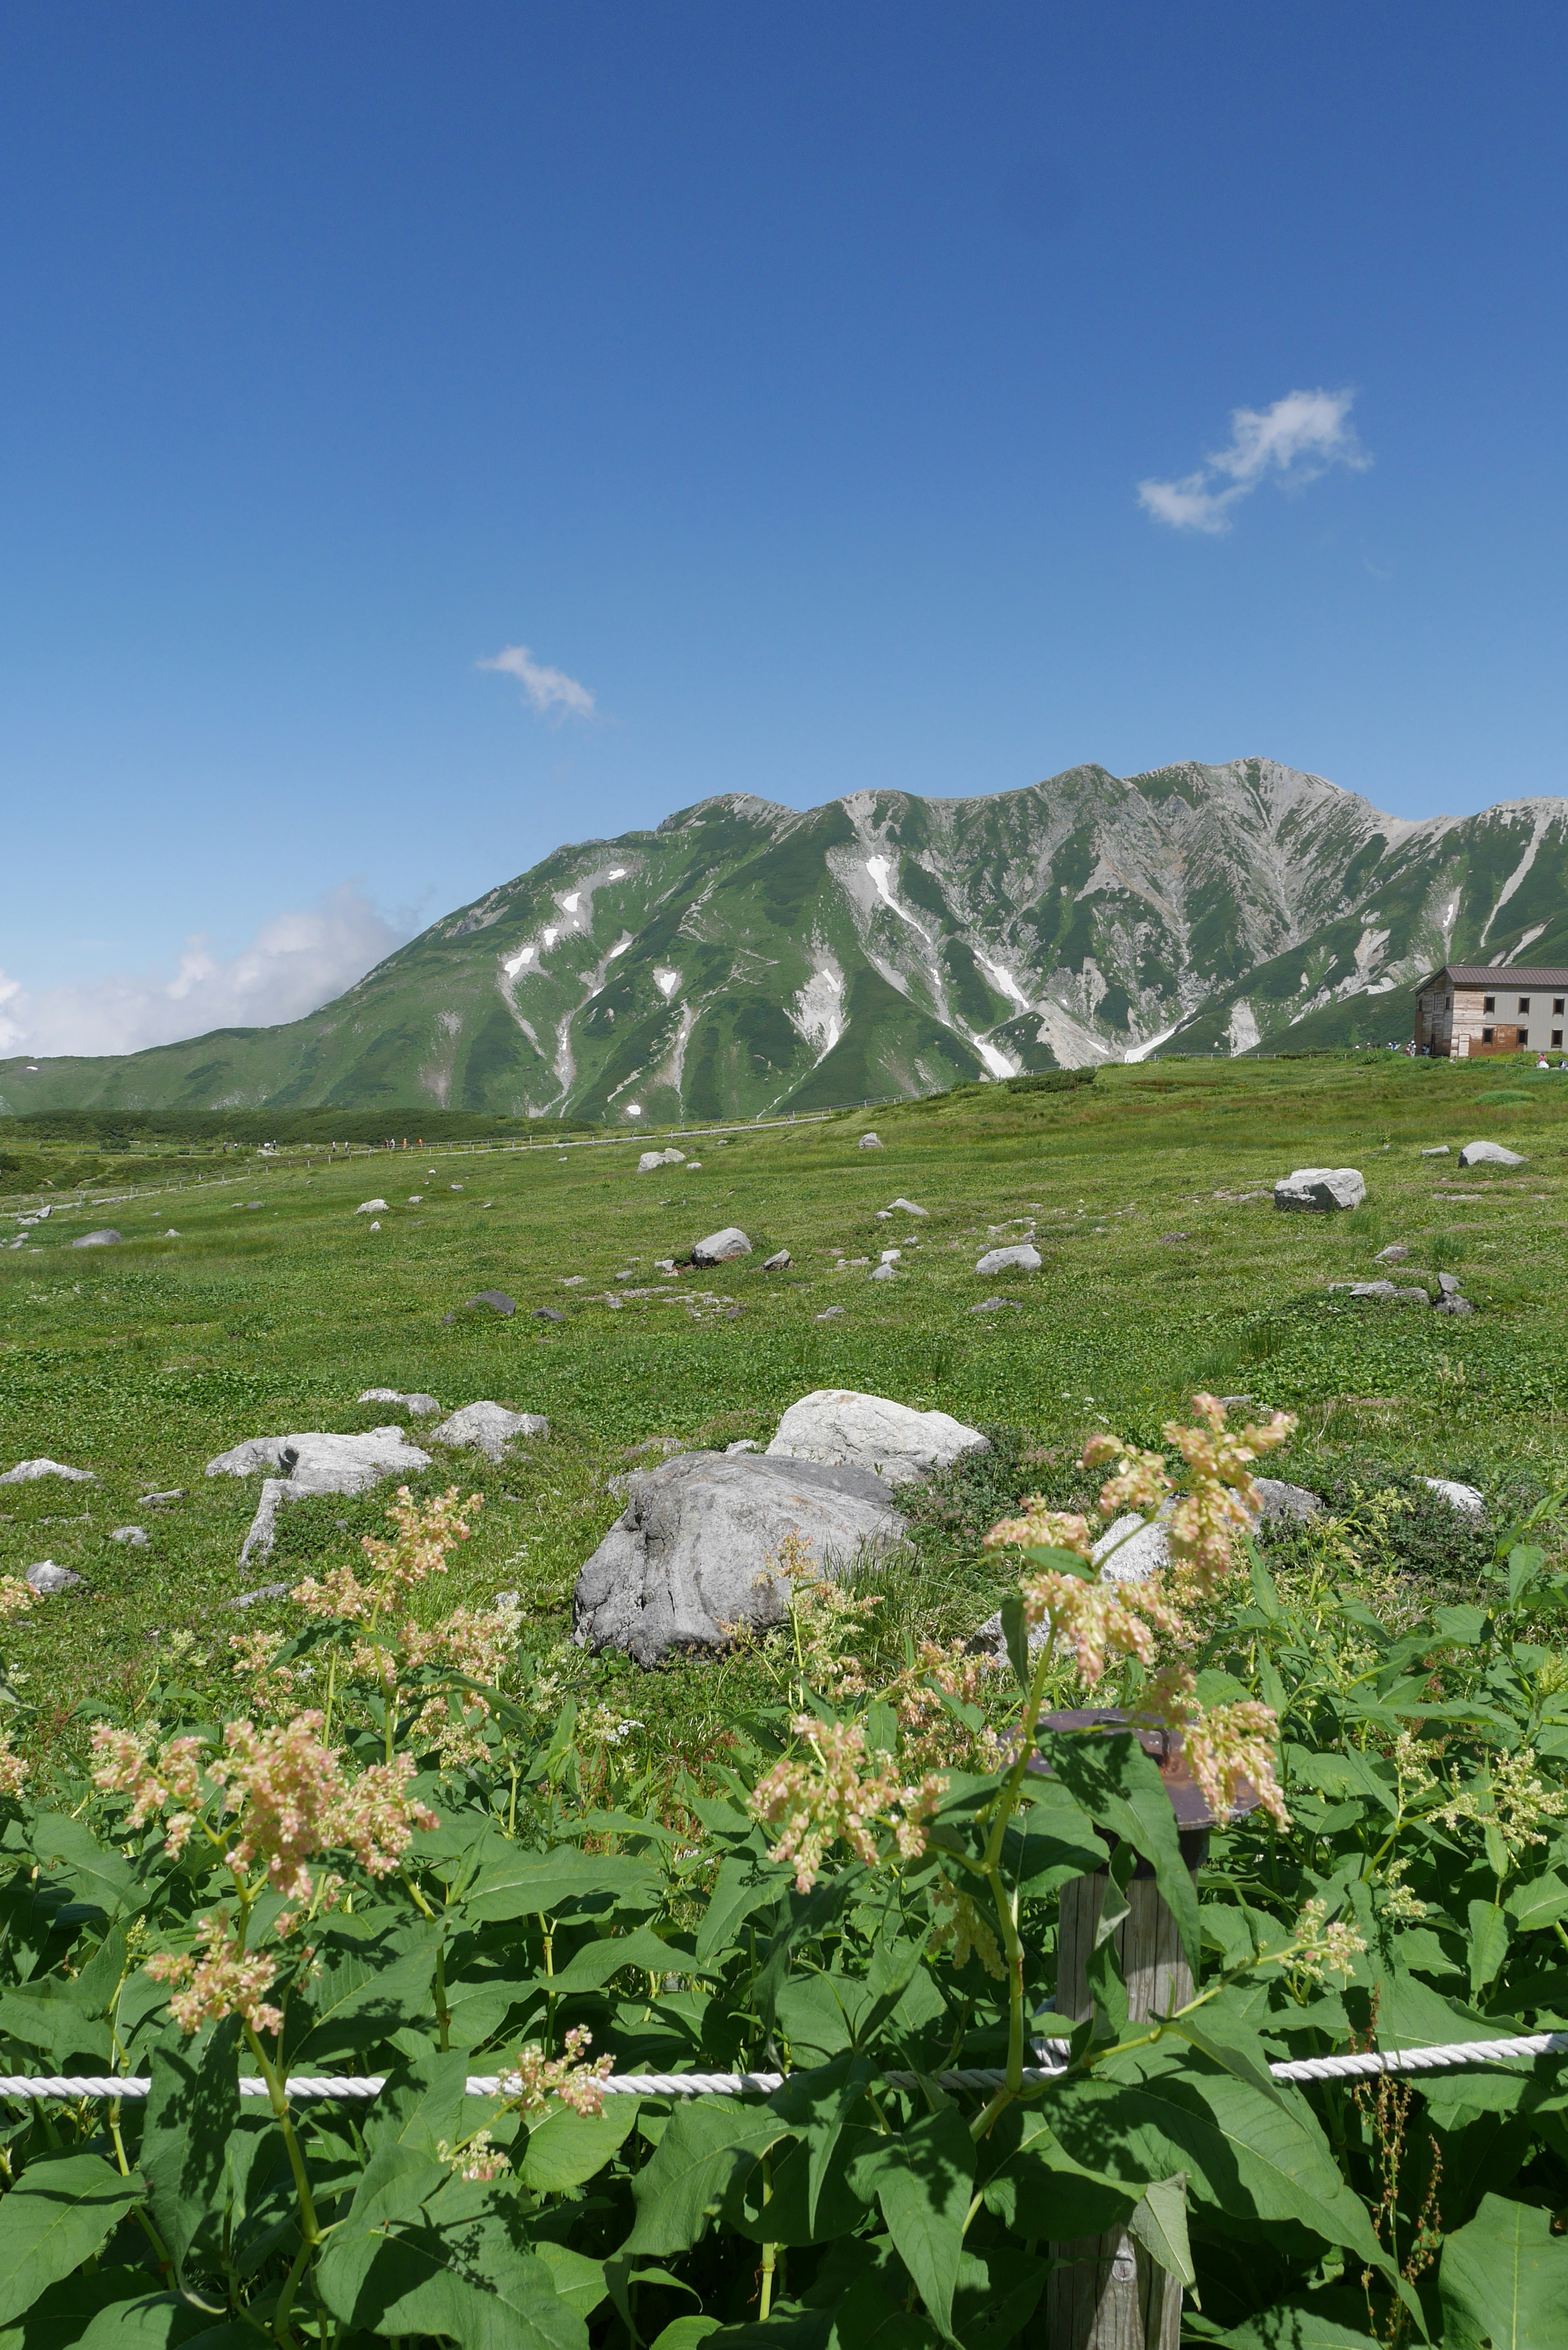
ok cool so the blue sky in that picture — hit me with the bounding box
[4,3,1568,1053]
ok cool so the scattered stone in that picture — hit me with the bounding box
[1375,1244,1411,1262]
[109,1526,149,1547]
[493,1589,521,1613]
[1252,1478,1323,1521]
[762,1250,791,1271]
[1421,1146,1450,1158]
[638,1149,686,1172]
[1434,1294,1477,1316]
[71,1230,123,1249]
[971,1296,1024,1314]
[27,1561,84,1594]
[355,1199,390,1215]
[206,1427,432,1566]
[141,1488,185,1506]
[654,1259,676,1273]
[888,1198,928,1216]
[163,1229,180,1239]
[726,1439,760,1455]
[369,1222,382,1232]
[974,1243,1042,1276]
[245,1201,263,1210]
[686,1163,702,1172]
[815,1306,845,1321]
[359,1389,441,1416]
[228,1582,292,1611]
[450,1183,463,1191]
[534,1306,567,1324]
[1459,1141,1526,1168]
[1331,1279,1429,1305]
[691,1227,752,1266]
[429,1402,548,1460]
[1274,1167,1366,1212]
[880,1249,901,1264]
[1159,1233,1191,1244]
[1423,1477,1486,1521]
[573,1450,908,1664]
[858,1133,883,1149]
[408,1194,423,1203]
[869,1263,897,1282]
[1437,1273,1463,1297]
[466,1291,517,1317]
[0,1459,96,1486]
[559,1275,586,1287]
[766,1389,988,1485]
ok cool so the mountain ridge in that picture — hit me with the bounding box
[7,756,1568,1122]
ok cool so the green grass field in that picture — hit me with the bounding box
[3,1053,1565,1764]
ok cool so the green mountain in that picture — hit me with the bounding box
[6,758,1566,1122]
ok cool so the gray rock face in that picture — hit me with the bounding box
[72,1230,123,1249]
[858,1133,883,1149]
[206,1426,432,1566]
[0,1459,96,1486]
[974,1243,1042,1277]
[638,1148,686,1172]
[1334,1280,1430,1305]
[466,1291,516,1317]
[355,1199,390,1214]
[1274,1167,1366,1212]
[1459,1141,1526,1168]
[109,1526,149,1547]
[1423,1477,1486,1521]
[762,1250,791,1271]
[869,1263,897,1281]
[228,1582,292,1611]
[1253,1478,1323,1521]
[573,1450,907,1664]
[359,1389,441,1416]
[1434,1294,1477,1316]
[691,1227,752,1266]
[766,1388,988,1485]
[971,1296,1025,1314]
[534,1306,566,1324]
[888,1198,928,1216]
[27,1561,84,1593]
[815,1305,845,1321]
[429,1402,548,1460]
[1376,1244,1411,1262]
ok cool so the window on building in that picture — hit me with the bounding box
[1555,998,1564,1014]
[1520,1031,1530,1047]
[1555,1030,1564,1048]
[1519,997,1532,1013]
[1484,995,1496,1012]
[1483,1027,1494,1043]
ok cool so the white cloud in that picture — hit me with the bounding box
[1138,388,1370,534]
[0,884,409,1061]
[478,642,596,720]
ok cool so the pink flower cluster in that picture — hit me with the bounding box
[1020,1569,1186,1687]
[0,1728,28,1798]
[501,2026,615,2118]
[749,1718,947,1893]
[1158,1394,1295,1596]
[1142,1664,1290,1829]
[147,1914,285,2037]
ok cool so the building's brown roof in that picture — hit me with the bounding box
[1421,965,1568,989]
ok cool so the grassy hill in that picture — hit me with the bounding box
[2,1050,1564,1758]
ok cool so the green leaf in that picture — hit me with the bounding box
[1246,1539,1283,1624]
[1036,1729,1201,1977]
[363,2040,471,2158]
[1127,2172,1194,2289]
[531,2241,608,2320]
[290,1929,441,2063]
[857,2108,974,2341]
[648,2323,722,2350]
[1508,1873,1568,1932]
[27,1813,137,1921]
[519,2095,641,2191]
[980,2122,1139,2241]
[0,1985,114,2063]
[998,1595,1031,1694]
[323,2225,588,2350]
[1432,1604,1490,1647]
[545,1925,700,1997]
[1215,2304,1380,2348]
[1468,1899,1511,1997]
[74,2296,229,2348]
[697,1855,786,1965]
[140,2015,241,2281]
[0,2274,166,2350]
[464,1846,661,1923]
[620,2098,791,2256]
[1509,1546,1548,1603]
[1441,2192,1568,2349]
[0,2152,146,2328]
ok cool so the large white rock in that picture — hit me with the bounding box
[691,1226,752,1265]
[359,1388,441,1416]
[206,1426,432,1567]
[429,1401,548,1460]
[888,1198,929,1216]
[0,1459,96,1485]
[1459,1141,1526,1168]
[1422,1477,1486,1522]
[573,1450,907,1664]
[72,1230,123,1249]
[974,1243,1042,1276]
[27,1561,84,1594]
[638,1148,686,1172]
[355,1199,390,1214]
[858,1132,883,1149]
[766,1389,988,1485]
[1274,1167,1366,1212]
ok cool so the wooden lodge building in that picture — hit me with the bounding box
[1414,964,1568,1057]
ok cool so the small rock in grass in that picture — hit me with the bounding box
[450,1183,463,1191]
[27,1561,84,1593]
[408,1194,423,1203]
[109,1526,149,1546]
[767,1390,987,1484]
[369,1221,382,1232]
[466,1291,516,1317]
[726,1439,760,1455]
[140,1488,186,1505]
[559,1275,586,1287]
[1274,1167,1366,1212]
[534,1306,567,1324]
[1459,1141,1526,1168]
[815,1306,845,1321]
[869,1263,896,1281]
[971,1296,1024,1314]
[1252,1478,1323,1521]
[493,1589,521,1613]
[1421,1146,1450,1158]
[1375,1244,1410,1262]
[691,1226,752,1266]
[888,1198,928,1216]
[1434,1294,1476,1316]
[858,1132,883,1149]
[1423,1477,1486,1521]
[1159,1232,1192,1244]
[762,1250,791,1270]
[355,1199,390,1215]
[429,1401,548,1460]
[880,1249,901,1264]
[1437,1272,1463,1297]
[72,1230,123,1248]
[228,1582,292,1611]
[359,1389,440,1416]
[974,1243,1041,1276]
[0,1459,96,1486]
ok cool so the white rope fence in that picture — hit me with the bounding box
[4,2032,1566,2103]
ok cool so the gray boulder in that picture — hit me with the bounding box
[355,1199,390,1214]
[27,1561,84,1593]
[1420,1146,1450,1158]
[429,1401,548,1460]
[1376,1244,1411,1262]
[691,1227,752,1266]
[1434,1294,1476,1316]
[72,1230,123,1249]
[1274,1167,1366,1212]
[1332,1280,1430,1306]
[228,1582,292,1610]
[762,1250,791,1271]
[1459,1141,1526,1168]
[858,1133,883,1149]
[109,1526,149,1547]
[466,1291,516,1317]
[971,1296,1024,1314]
[1422,1477,1486,1521]
[1253,1478,1323,1521]
[359,1389,441,1416]
[974,1243,1042,1277]
[888,1198,928,1216]
[534,1306,567,1324]
[766,1388,987,1485]
[573,1451,907,1664]
[638,1148,686,1172]
[869,1263,897,1282]
[206,1426,432,1567]
[0,1459,95,1486]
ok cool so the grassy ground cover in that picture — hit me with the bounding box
[1,1053,1564,1764]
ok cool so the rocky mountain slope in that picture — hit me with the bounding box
[6,757,1567,1122]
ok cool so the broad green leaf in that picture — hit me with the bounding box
[0,2152,146,2327]
[1508,1546,1548,1603]
[829,2270,941,2350]
[723,2119,879,2246]
[0,2273,162,2350]
[531,2241,607,2320]
[141,2015,241,2280]
[951,2244,1047,2350]
[1468,1898,1511,1997]
[999,1594,1031,1693]
[648,2323,722,2350]
[1216,2305,1380,2348]
[363,2040,471,2158]
[620,2098,791,2256]
[27,1813,136,1920]
[69,1924,129,2016]
[980,2126,1139,2241]
[1127,2172,1194,2288]
[519,2094,641,2191]
[464,1847,661,1923]
[323,2141,448,2247]
[696,1855,785,1965]
[1440,2191,1568,2349]
[857,2107,974,2341]
[75,2295,229,2348]
[545,1925,699,1997]
[1507,1872,1568,1932]
[1163,2013,1285,2109]
[0,1984,114,2063]
[1036,1730,1200,1976]
[290,1930,441,2063]
[322,2224,588,2350]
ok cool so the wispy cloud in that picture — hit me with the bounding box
[1138,388,1370,534]
[0,885,410,1063]
[478,642,596,720]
